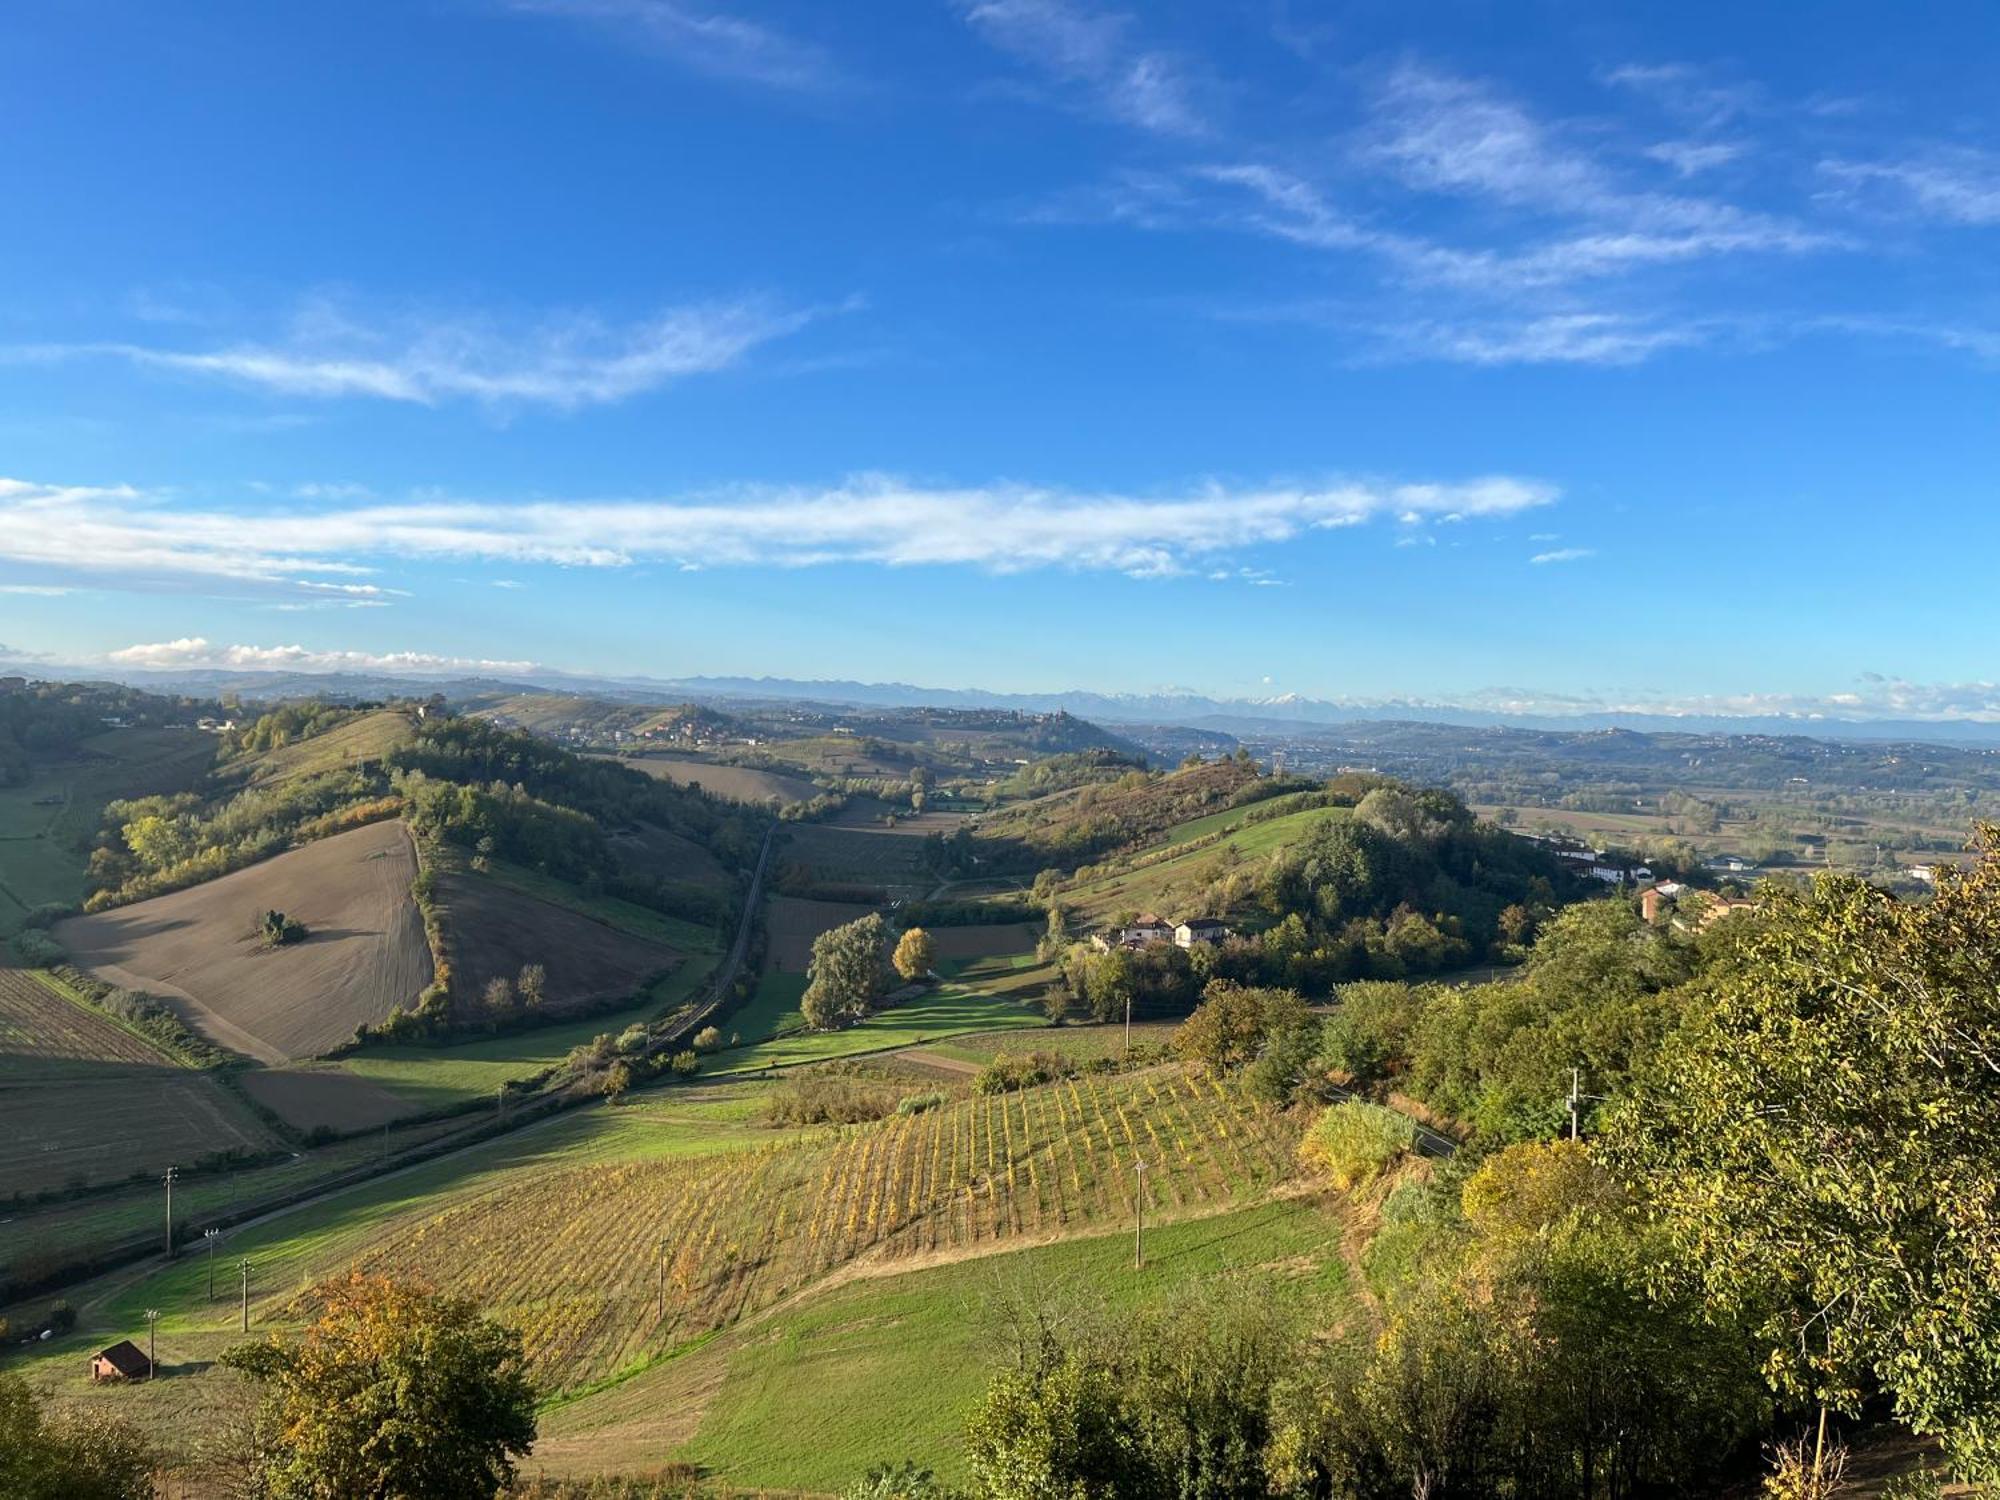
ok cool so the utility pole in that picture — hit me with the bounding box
[239,1260,252,1334]
[145,1308,158,1380]
[204,1228,221,1300]
[1132,1159,1149,1270]
[656,1237,666,1320]
[1123,992,1132,1064]
[162,1166,178,1259]
[1566,1068,1605,1142]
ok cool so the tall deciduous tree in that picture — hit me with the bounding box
[1606,828,2000,1480]
[223,1272,537,1499]
[893,926,937,982]
[802,912,889,1030]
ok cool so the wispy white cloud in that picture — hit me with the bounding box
[506,0,840,91]
[108,638,538,676]
[0,471,1557,590]
[0,585,76,596]
[1359,65,1827,275]
[2,298,823,411]
[1377,313,1707,366]
[961,0,1206,137]
[1602,62,1760,130]
[1530,547,1595,565]
[1819,148,2000,225]
[1643,140,1741,177]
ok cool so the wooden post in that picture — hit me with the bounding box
[1133,1159,1148,1270]
[240,1260,252,1334]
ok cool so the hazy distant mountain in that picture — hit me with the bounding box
[30,657,2000,747]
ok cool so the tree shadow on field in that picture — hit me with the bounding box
[1147,1199,1311,1271]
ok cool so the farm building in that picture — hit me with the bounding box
[1174,918,1230,947]
[90,1340,152,1382]
[1092,913,1178,951]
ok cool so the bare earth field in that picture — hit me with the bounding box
[764,895,877,973]
[780,823,933,897]
[607,821,732,887]
[0,967,167,1075]
[238,1066,417,1134]
[0,966,279,1194]
[611,754,820,806]
[440,872,682,1014]
[57,821,432,1063]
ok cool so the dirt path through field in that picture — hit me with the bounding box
[890,1048,979,1075]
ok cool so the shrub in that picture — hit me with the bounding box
[669,1050,699,1078]
[8,929,64,968]
[973,1050,1071,1096]
[895,1091,945,1116]
[766,1074,902,1126]
[1298,1100,1416,1191]
[692,1025,724,1053]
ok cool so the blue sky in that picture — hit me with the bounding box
[4,1,2000,718]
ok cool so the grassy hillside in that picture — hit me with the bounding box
[970,757,1310,872]
[0,726,213,932]
[223,707,415,789]
[535,1196,1349,1489]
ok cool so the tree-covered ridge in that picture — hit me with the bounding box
[1044,782,1583,1024]
[82,713,766,914]
[389,716,761,866]
[0,678,212,786]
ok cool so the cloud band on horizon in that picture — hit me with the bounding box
[0,471,1558,592]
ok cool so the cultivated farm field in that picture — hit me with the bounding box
[439,871,683,1017]
[272,1063,1302,1394]
[612,754,820,806]
[56,820,432,1062]
[0,967,279,1196]
[536,1197,1346,1490]
[1062,803,1354,925]
[779,823,934,898]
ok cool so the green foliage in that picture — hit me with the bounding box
[223,1272,537,1500]
[802,912,889,1030]
[1170,980,1313,1076]
[1318,901,1713,1143]
[0,1373,155,1500]
[260,907,308,946]
[1606,829,2000,1480]
[842,1460,964,1499]
[964,1352,1143,1498]
[8,927,64,967]
[973,1050,1072,1096]
[1298,1100,1416,1191]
